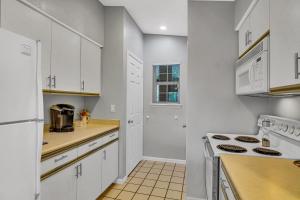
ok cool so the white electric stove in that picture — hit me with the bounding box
[203,115,300,200]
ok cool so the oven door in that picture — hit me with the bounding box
[203,137,219,200]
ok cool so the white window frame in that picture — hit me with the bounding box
[152,63,181,105]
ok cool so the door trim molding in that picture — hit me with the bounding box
[143,156,186,164]
[114,176,128,185]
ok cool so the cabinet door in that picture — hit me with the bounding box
[41,164,77,200]
[1,0,52,89]
[249,0,269,43]
[238,17,251,56]
[77,150,102,200]
[51,22,81,92]
[270,0,300,88]
[81,38,101,94]
[102,141,119,191]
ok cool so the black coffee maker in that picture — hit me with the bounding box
[50,104,75,132]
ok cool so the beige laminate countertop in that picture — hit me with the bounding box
[42,119,120,160]
[221,155,300,200]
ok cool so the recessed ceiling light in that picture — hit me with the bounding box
[160,26,167,30]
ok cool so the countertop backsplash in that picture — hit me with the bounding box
[43,95,85,123]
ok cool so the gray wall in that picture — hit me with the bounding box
[27,0,105,44]
[143,35,187,160]
[234,0,253,28]
[187,1,271,199]
[86,7,143,179]
[124,10,144,60]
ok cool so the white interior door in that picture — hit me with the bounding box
[126,52,143,175]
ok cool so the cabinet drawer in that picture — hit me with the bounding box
[78,137,104,157]
[41,148,78,175]
[103,131,119,144]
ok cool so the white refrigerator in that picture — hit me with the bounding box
[0,28,44,200]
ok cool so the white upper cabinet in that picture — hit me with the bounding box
[270,0,300,89]
[238,17,251,56]
[1,0,52,89]
[81,38,101,94]
[249,0,269,43]
[51,22,81,92]
[238,0,269,56]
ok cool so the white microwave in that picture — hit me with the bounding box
[236,36,269,95]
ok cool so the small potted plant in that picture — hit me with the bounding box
[79,109,90,127]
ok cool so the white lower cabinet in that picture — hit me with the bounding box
[102,141,119,191]
[77,150,102,200]
[41,163,78,200]
[41,140,119,200]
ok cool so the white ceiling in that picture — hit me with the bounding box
[99,0,188,36]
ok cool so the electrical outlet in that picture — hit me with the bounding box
[110,104,116,113]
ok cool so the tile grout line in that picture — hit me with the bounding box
[105,160,186,200]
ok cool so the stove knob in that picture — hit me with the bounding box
[295,128,300,137]
[288,126,295,135]
[282,124,288,132]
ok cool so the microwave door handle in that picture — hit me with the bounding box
[249,65,254,87]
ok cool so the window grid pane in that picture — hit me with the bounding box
[153,64,180,104]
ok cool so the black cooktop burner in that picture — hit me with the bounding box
[212,135,230,140]
[253,147,282,156]
[217,144,247,153]
[235,136,260,143]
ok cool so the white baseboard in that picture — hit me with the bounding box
[114,176,127,184]
[143,156,186,164]
[186,197,206,200]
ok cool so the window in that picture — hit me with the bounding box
[153,64,180,104]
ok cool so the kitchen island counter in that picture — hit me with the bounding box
[221,154,300,200]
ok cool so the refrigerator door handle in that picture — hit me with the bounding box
[36,41,44,120]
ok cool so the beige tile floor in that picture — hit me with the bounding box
[98,160,186,200]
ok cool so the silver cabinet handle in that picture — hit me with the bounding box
[54,155,68,163]
[88,142,97,147]
[110,134,115,138]
[79,163,82,176]
[75,165,79,178]
[128,120,133,124]
[248,31,252,45]
[220,180,229,200]
[81,80,85,91]
[48,75,51,88]
[52,75,56,88]
[103,150,107,160]
[245,31,248,46]
[295,53,300,79]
